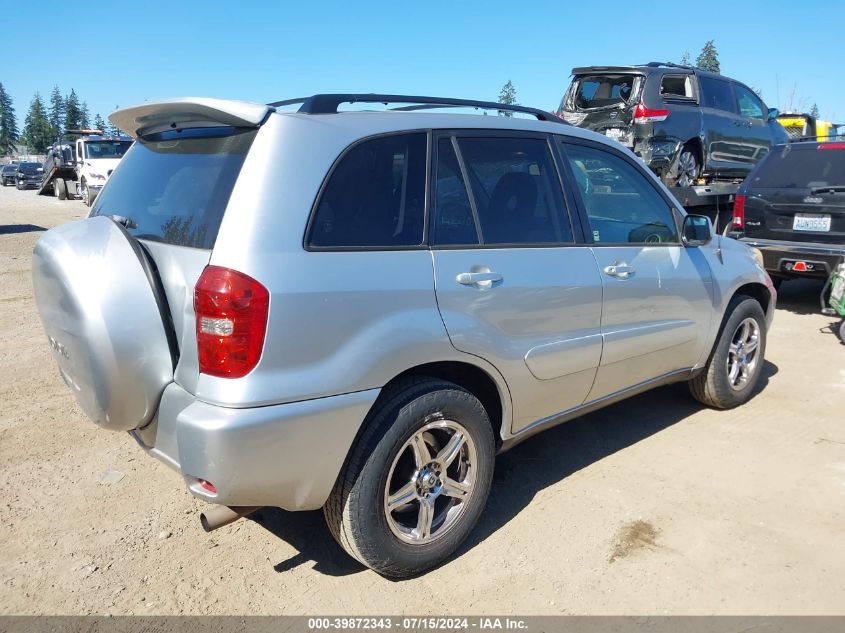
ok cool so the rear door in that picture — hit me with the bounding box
[430,131,604,433]
[559,138,713,400]
[698,75,747,176]
[33,111,262,431]
[743,143,845,246]
[732,83,775,164]
[559,73,642,146]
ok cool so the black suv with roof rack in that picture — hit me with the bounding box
[557,62,789,187]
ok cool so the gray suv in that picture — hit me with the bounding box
[32,94,776,578]
[558,63,790,187]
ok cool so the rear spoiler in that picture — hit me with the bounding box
[109,98,272,138]
[570,66,647,75]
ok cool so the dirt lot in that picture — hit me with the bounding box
[1,183,843,615]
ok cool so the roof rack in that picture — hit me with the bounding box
[268,94,564,123]
[640,61,695,70]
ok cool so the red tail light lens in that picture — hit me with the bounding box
[633,103,670,123]
[194,266,269,378]
[819,143,845,150]
[732,194,746,229]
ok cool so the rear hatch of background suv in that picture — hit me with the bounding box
[558,69,644,145]
[31,99,265,432]
[741,143,845,246]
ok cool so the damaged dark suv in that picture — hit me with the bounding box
[558,62,789,187]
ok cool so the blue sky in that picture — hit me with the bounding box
[2,1,842,124]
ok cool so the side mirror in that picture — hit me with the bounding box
[767,107,779,122]
[682,214,713,246]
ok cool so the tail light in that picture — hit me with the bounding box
[732,194,746,229]
[819,143,845,150]
[633,103,670,124]
[194,266,269,378]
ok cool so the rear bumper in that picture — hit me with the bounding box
[132,383,379,510]
[739,237,845,277]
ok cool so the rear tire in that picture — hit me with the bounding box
[55,178,67,200]
[324,377,495,578]
[689,295,767,409]
[672,145,701,188]
[838,319,845,345]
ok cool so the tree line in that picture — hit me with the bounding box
[0,84,118,157]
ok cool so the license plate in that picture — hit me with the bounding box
[604,128,631,145]
[793,213,831,232]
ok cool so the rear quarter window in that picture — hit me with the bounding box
[307,132,427,249]
[90,127,256,249]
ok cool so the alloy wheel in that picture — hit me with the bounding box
[727,317,760,390]
[384,420,477,545]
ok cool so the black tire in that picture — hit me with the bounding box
[838,319,845,345]
[664,144,700,188]
[15,180,23,190]
[324,377,495,578]
[55,178,67,200]
[689,295,767,409]
[82,181,94,207]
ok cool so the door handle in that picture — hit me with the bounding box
[456,271,503,287]
[603,263,636,279]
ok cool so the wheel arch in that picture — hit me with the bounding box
[731,282,774,323]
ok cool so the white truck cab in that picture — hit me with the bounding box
[74,134,133,206]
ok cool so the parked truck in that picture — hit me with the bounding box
[38,130,132,206]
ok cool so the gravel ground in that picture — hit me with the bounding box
[1,183,843,615]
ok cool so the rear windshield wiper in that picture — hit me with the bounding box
[810,185,845,194]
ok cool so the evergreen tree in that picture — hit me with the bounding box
[695,40,721,74]
[64,89,82,134]
[48,85,64,138]
[680,51,691,66]
[497,80,517,117]
[80,101,91,129]
[22,93,53,153]
[94,113,107,134]
[810,103,820,118]
[0,83,19,156]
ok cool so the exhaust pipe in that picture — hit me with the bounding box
[200,505,261,532]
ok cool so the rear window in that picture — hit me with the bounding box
[751,145,845,189]
[571,75,636,109]
[91,127,256,249]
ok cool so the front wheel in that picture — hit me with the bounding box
[689,296,767,409]
[324,377,495,578]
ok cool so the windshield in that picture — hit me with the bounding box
[751,145,845,188]
[84,141,132,159]
[2,165,16,173]
[19,162,42,173]
[91,127,256,249]
[569,74,637,110]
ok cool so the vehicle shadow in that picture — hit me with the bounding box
[775,277,827,316]
[0,224,47,235]
[255,361,777,578]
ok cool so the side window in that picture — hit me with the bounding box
[734,84,765,120]
[562,142,679,244]
[438,136,571,246]
[434,139,479,246]
[660,75,694,99]
[309,133,426,248]
[698,76,736,113]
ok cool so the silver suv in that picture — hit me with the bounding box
[32,94,776,578]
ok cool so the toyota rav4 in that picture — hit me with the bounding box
[33,94,776,578]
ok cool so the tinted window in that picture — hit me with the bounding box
[85,141,132,159]
[454,137,572,245]
[434,139,478,245]
[751,145,845,188]
[699,77,736,113]
[734,85,764,119]
[309,133,426,248]
[91,127,256,249]
[563,143,679,244]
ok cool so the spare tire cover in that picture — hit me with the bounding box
[32,216,175,431]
